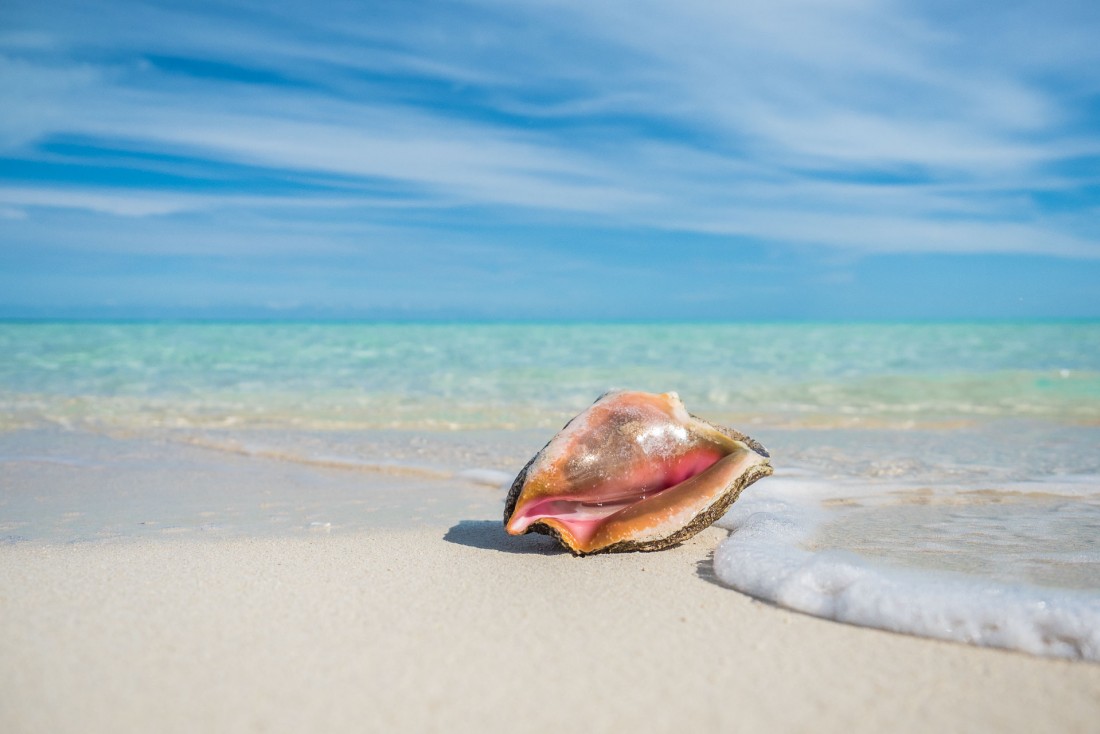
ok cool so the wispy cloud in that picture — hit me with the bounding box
[1,0,1098,317]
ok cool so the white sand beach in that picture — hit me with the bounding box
[3,515,1099,734]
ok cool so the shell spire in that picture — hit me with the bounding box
[503,390,772,555]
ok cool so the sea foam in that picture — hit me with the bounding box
[713,477,1100,661]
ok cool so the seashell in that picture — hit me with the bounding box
[503,390,772,555]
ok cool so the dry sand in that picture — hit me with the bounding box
[2,522,1099,734]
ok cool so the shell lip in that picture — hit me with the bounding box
[509,454,774,557]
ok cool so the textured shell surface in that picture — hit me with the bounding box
[503,390,772,555]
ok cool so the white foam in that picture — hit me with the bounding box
[714,478,1100,661]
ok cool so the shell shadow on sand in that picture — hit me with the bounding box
[695,549,726,588]
[444,520,565,555]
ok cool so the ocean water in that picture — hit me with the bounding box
[1,321,1098,660]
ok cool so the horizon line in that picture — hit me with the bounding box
[2,316,1098,326]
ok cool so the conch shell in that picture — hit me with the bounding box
[503,390,772,555]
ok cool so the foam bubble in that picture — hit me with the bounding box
[714,478,1100,661]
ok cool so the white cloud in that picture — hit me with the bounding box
[0,186,198,216]
[0,55,103,148]
[0,0,1097,260]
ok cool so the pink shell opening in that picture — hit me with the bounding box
[506,445,728,546]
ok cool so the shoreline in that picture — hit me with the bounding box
[3,424,1100,731]
[3,525,1100,733]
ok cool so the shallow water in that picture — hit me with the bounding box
[1,321,1098,659]
[1,321,1097,431]
[713,474,1100,661]
[812,486,1100,590]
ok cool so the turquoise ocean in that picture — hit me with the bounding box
[2,322,1098,659]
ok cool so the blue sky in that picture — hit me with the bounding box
[1,0,1098,320]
